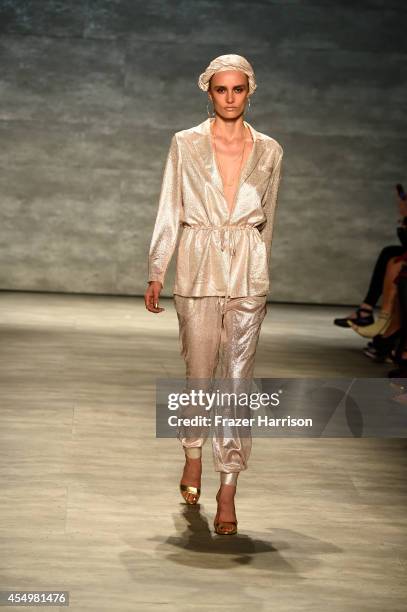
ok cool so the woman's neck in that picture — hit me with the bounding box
[210,115,247,143]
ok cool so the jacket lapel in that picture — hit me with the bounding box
[190,118,266,207]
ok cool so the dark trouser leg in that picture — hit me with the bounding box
[363,246,405,307]
[395,277,407,362]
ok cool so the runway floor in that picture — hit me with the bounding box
[0,290,406,611]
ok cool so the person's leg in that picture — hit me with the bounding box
[339,246,405,324]
[350,258,404,338]
[363,246,405,307]
[381,259,405,313]
[213,295,267,531]
[174,295,222,379]
[174,295,222,503]
[213,295,267,470]
[387,276,407,377]
[393,277,407,363]
[382,297,400,336]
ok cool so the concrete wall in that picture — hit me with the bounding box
[0,0,406,304]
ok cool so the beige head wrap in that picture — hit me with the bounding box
[198,54,257,96]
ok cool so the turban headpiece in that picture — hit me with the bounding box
[198,54,257,95]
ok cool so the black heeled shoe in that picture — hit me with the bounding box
[334,307,374,328]
[363,330,401,363]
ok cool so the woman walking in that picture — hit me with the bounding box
[145,54,284,535]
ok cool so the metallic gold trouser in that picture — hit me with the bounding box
[174,294,267,482]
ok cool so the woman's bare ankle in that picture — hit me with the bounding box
[217,484,236,500]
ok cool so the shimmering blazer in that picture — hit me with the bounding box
[148,117,284,298]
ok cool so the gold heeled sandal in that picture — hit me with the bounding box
[180,450,202,504]
[180,483,201,505]
[214,490,238,535]
[214,514,238,535]
[180,449,202,504]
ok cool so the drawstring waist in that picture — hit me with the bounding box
[182,224,259,314]
[182,224,258,255]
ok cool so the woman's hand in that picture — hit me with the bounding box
[145,281,165,313]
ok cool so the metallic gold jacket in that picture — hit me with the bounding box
[148,117,283,298]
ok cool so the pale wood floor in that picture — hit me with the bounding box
[0,291,406,611]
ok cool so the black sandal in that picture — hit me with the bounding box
[334,307,374,328]
[363,330,401,363]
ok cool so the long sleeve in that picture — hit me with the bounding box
[259,147,284,269]
[148,134,183,288]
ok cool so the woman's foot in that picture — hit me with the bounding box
[180,456,202,504]
[350,311,392,338]
[362,329,401,363]
[334,304,374,328]
[214,484,238,535]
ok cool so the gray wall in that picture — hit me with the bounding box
[0,0,406,304]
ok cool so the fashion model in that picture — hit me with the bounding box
[145,54,284,535]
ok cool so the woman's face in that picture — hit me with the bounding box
[208,70,250,119]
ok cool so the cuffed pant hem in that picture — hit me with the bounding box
[220,472,239,486]
[183,446,202,459]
